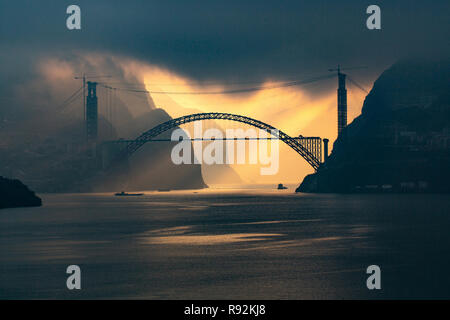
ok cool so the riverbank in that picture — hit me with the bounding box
[0,176,42,209]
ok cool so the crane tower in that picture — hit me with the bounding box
[86,81,98,142]
[337,68,347,137]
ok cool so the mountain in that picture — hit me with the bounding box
[0,106,207,193]
[297,58,450,193]
[108,108,207,191]
[149,92,243,185]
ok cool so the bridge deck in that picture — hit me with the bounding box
[102,112,324,170]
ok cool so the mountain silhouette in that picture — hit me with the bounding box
[297,58,450,193]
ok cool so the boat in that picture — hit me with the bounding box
[277,183,288,190]
[114,191,144,196]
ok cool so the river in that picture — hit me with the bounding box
[1,186,449,299]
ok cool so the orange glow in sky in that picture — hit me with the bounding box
[129,62,368,184]
[39,56,369,185]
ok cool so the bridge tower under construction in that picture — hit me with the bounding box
[337,69,347,137]
[86,81,98,142]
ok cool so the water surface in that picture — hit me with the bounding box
[1,187,449,299]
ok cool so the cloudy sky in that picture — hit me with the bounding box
[1,0,449,182]
[1,1,448,78]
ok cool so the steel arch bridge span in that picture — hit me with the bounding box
[125,112,322,170]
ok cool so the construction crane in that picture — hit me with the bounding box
[70,68,369,147]
[328,66,367,137]
[328,65,368,73]
[73,75,112,142]
[74,74,112,122]
[97,73,336,95]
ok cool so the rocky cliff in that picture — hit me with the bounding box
[297,59,450,193]
[0,108,207,192]
[110,108,207,191]
[0,176,42,209]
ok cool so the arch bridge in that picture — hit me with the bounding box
[105,112,326,171]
